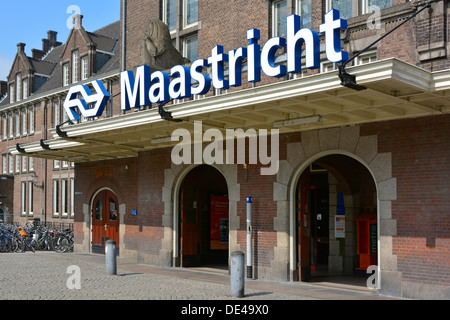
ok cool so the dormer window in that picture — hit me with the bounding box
[22,78,28,99]
[9,84,15,104]
[63,63,70,86]
[72,50,79,83]
[16,73,21,102]
[81,55,88,81]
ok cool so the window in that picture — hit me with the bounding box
[28,106,34,134]
[366,0,392,11]
[29,157,34,172]
[22,156,27,172]
[296,0,312,29]
[28,181,33,215]
[53,179,59,215]
[273,0,287,37]
[16,74,21,102]
[15,155,20,173]
[164,0,200,63]
[164,0,177,32]
[2,115,6,140]
[54,100,60,126]
[62,179,68,216]
[327,0,353,19]
[184,35,198,62]
[183,0,198,27]
[63,63,70,86]
[2,154,6,174]
[10,84,14,104]
[15,111,20,137]
[22,78,28,99]
[81,56,88,80]
[8,113,13,138]
[321,61,336,72]
[21,181,26,215]
[54,160,60,169]
[72,50,79,83]
[327,0,392,18]
[9,154,13,174]
[21,108,27,135]
[355,50,377,65]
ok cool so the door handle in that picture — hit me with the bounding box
[104,223,107,231]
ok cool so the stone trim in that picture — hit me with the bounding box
[273,125,399,295]
[162,163,240,267]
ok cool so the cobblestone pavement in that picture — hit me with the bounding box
[0,251,393,301]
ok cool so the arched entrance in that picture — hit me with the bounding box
[91,189,119,254]
[178,165,229,267]
[295,154,378,283]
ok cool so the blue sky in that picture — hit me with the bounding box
[0,1,120,81]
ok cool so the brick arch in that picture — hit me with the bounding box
[161,163,240,267]
[272,126,399,293]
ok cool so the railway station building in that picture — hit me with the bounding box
[2,0,449,299]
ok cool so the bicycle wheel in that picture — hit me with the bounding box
[8,237,18,252]
[16,238,25,253]
[53,236,65,253]
[59,236,70,253]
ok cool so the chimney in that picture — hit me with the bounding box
[73,14,83,30]
[17,43,26,53]
[42,30,60,53]
[0,81,7,97]
[32,49,45,60]
[47,31,58,46]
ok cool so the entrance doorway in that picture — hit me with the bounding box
[296,155,377,283]
[179,165,229,268]
[91,189,119,254]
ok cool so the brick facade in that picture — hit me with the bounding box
[1,0,449,300]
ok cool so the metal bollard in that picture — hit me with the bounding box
[105,240,117,275]
[230,251,245,298]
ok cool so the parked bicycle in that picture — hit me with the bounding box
[0,223,73,254]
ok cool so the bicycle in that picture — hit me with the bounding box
[52,229,74,253]
[16,226,36,253]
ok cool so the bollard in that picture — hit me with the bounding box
[230,251,245,298]
[246,196,253,279]
[105,240,117,275]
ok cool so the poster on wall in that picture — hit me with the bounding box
[335,216,345,238]
[210,195,229,250]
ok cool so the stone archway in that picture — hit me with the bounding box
[162,163,240,267]
[273,126,399,295]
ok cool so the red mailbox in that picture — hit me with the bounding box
[355,210,377,270]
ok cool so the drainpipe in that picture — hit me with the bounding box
[122,0,126,72]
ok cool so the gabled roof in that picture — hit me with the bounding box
[0,19,120,109]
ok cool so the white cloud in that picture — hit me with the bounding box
[0,51,14,81]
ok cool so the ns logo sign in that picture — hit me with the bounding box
[63,80,110,121]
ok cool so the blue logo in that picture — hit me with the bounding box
[63,80,110,121]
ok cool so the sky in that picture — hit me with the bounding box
[0,0,121,81]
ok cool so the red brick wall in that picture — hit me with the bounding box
[361,114,450,286]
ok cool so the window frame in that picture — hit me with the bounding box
[21,181,27,215]
[182,0,199,29]
[272,0,288,37]
[28,180,33,216]
[72,50,79,83]
[53,179,59,216]
[63,62,70,87]
[81,55,89,81]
